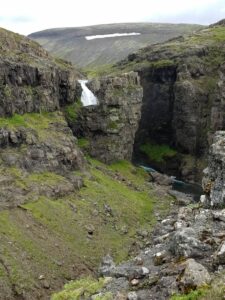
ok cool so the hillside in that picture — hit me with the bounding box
[2,20,225,300]
[0,27,172,299]
[28,23,203,68]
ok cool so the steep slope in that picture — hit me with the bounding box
[0,27,173,299]
[28,23,203,68]
[100,20,225,181]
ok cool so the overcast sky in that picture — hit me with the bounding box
[1,0,225,35]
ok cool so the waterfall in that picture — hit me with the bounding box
[78,80,98,107]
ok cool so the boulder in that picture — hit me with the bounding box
[178,259,211,292]
[171,227,211,258]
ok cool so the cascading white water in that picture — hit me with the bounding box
[78,80,98,106]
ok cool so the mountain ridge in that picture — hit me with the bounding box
[29,22,204,67]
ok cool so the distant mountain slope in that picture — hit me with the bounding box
[29,23,203,67]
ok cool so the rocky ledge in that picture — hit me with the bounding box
[68,72,143,163]
[0,27,81,117]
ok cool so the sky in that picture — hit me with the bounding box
[0,0,225,35]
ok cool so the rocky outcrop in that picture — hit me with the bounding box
[0,112,85,210]
[93,190,225,299]
[70,72,143,163]
[0,28,81,117]
[202,131,225,208]
[115,23,225,181]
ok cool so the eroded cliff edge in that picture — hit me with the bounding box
[110,21,225,181]
[67,72,143,163]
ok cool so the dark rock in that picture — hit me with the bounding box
[70,72,143,163]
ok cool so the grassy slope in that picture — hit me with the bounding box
[0,113,173,297]
[29,23,203,68]
[111,25,225,75]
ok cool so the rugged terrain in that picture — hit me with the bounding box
[28,23,203,68]
[0,27,173,299]
[91,20,225,182]
[2,19,225,300]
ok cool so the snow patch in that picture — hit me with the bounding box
[85,32,141,40]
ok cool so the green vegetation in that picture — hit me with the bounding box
[77,137,90,149]
[51,277,112,300]
[107,121,118,130]
[84,64,115,78]
[0,157,173,295]
[0,111,68,144]
[140,142,177,163]
[0,111,63,130]
[171,289,207,300]
[64,100,82,123]
[170,274,225,300]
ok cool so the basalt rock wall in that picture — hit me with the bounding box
[70,72,143,163]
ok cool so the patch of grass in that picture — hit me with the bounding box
[0,112,64,130]
[109,160,149,186]
[83,64,114,78]
[170,289,206,300]
[140,142,177,163]
[64,101,82,123]
[107,121,118,130]
[170,276,225,300]
[27,172,67,186]
[151,59,175,68]
[77,138,90,149]
[51,277,111,300]
[0,158,173,297]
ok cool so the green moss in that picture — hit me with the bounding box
[109,160,149,186]
[170,289,206,300]
[0,112,63,129]
[0,157,173,296]
[140,142,177,163]
[51,277,110,300]
[107,121,118,130]
[3,84,12,98]
[27,172,67,186]
[94,293,113,300]
[77,138,90,149]
[151,59,175,68]
[0,210,53,293]
[83,64,114,78]
[54,57,72,70]
[64,101,82,123]
[0,112,68,144]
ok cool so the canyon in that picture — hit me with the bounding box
[0,19,225,300]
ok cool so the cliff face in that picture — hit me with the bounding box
[69,72,143,163]
[202,131,225,208]
[0,27,81,117]
[113,23,225,180]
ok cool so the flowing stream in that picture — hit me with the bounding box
[78,80,98,106]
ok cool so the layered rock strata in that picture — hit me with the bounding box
[70,72,143,163]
